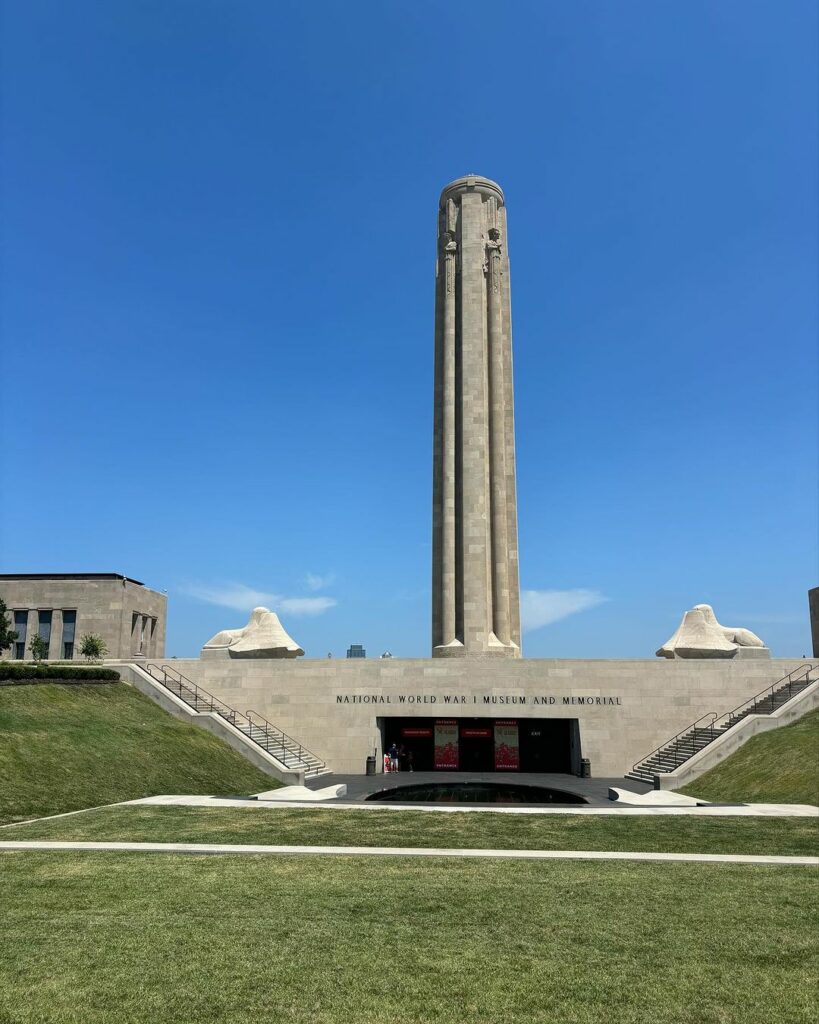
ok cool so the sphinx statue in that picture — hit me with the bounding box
[656,603,769,660]
[202,607,304,659]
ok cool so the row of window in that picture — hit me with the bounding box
[131,613,157,655]
[12,609,77,660]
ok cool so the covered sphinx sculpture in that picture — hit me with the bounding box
[202,607,304,659]
[656,603,769,659]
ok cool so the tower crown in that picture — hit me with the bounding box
[439,175,504,207]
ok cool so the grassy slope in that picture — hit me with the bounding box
[0,683,278,824]
[0,852,815,1024]
[7,804,818,855]
[680,707,819,805]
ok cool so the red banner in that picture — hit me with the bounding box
[434,720,459,769]
[494,721,520,770]
[460,726,492,738]
[401,727,432,738]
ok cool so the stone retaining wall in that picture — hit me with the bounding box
[116,657,812,777]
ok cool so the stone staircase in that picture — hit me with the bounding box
[627,662,817,786]
[144,662,330,780]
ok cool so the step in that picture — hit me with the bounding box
[652,748,705,759]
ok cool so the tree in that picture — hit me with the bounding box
[0,599,18,654]
[28,634,49,663]
[80,633,108,663]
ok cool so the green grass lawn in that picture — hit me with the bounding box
[0,851,815,1024]
[681,707,819,806]
[7,804,818,856]
[0,683,278,824]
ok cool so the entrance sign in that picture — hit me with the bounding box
[401,726,432,738]
[335,693,622,705]
[494,720,520,770]
[434,720,458,769]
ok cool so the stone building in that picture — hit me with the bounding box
[0,573,166,661]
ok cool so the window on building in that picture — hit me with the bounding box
[37,610,52,657]
[62,610,76,660]
[14,611,27,660]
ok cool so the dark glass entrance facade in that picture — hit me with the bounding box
[380,718,579,773]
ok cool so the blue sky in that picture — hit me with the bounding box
[1,0,816,658]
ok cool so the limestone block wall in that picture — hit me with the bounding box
[140,656,810,777]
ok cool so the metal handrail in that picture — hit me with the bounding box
[715,662,816,731]
[631,713,717,774]
[246,709,325,769]
[145,663,242,727]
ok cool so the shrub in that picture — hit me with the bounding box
[0,664,121,685]
[28,634,49,663]
[80,633,108,663]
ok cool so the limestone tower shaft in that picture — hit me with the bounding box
[432,175,521,658]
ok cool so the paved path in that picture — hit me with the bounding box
[0,840,815,865]
[3,796,816,833]
[130,794,819,816]
[312,771,636,804]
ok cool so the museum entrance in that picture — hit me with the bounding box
[380,718,578,773]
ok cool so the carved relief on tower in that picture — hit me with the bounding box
[446,197,458,234]
[483,228,502,293]
[437,196,460,294]
[443,232,457,293]
[485,195,499,234]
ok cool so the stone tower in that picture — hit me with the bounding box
[432,175,521,658]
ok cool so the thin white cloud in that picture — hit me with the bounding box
[305,572,335,592]
[180,582,279,612]
[729,612,804,625]
[520,588,608,633]
[180,581,337,616]
[280,596,337,615]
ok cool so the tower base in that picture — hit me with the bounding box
[433,636,521,659]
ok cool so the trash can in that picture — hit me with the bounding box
[580,758,591,779]
[365,755,377,776]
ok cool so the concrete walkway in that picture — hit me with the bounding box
[130,794,819,816]
[311,771,637,804]
[0,839,815,865]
